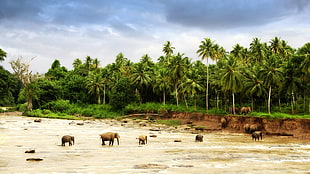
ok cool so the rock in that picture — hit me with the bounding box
[174,140,182,142]
[149,135,157,138]
[34,119,41,122]
[26,158,43,161]
[25,149,35,153]
[76,122,84,126]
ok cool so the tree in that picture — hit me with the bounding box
[250,37,267,63]
[9,56,39,111]
[259,55,284,114]
[0,48,7,62]
[109,77,136,110]
[86,72,105,104]
[162,41,175,56]
[197,38,215,112]
[153,66,172,105]
[219,56,244,115]
[0,66,19,106]
[131,62,153,103]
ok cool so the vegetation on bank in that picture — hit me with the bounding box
[0,37,309,121]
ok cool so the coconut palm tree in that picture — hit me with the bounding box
[86,72,105,104]
[131,62,153,103]
[250,37,267,63]
[219,56,244,115]
[153,65,173,105]
[162,41,175,56]
[197,38,215,112]
[258,55,284,114]
[243,65,267,111]
[168,53,188,106]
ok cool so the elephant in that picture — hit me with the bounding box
[244,124,251,133]
[220,117,228,128]
[137,135,147,145]
[100,132,120,146]
[195,135,203,142]
[61,135,74,146]
[240,107,252,114]
[229,107,239,114]
[252,131,263,141]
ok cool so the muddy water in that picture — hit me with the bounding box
[0,115,309,174]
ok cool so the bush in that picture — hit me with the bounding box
[43,100,72,113]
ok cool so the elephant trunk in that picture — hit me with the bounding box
[116,138,119,145]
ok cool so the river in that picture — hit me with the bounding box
[0,115,309,173]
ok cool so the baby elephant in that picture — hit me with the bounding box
[61,135,75,146]
[137,135,147,145]
[252,131,263,141]
[195,134,203,142]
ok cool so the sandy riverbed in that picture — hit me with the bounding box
[0,115,309,174]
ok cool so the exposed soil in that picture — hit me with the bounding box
[158,112,310,140]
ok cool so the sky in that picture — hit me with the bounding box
[0,0,310,74]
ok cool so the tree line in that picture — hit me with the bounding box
[0,37,309,115]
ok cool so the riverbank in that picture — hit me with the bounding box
[2,111,310,140]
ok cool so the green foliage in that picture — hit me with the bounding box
[43,100,72,113]
[155,119,181,126]
[109,77,137,110]
[0,66,20,106]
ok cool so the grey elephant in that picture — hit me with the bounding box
[252,131,263,141]
[100,132,120,146]
[195,134,203,142]
[137,135,147,145]
[61,135,74,146]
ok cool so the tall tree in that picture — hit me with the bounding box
[259,55,284,114]
[153,65,172,105]
[219,56,244,115]
[86,72,105,104]
[162,41,175,56]
[9,56,39,111]
[197,38,215,112]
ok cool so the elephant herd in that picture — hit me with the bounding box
[61,133,205,146]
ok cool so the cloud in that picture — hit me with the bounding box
[161,0,310,30]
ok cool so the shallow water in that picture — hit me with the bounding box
[0,115,309,174]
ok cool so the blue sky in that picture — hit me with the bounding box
[0,0,309,73]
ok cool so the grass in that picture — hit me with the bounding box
[154,119,182,126]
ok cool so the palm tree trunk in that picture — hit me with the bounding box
[251,97,254,111]
[206,58,209,113]
[232,92,235,115]
[103,85,106,105]
[175,84,179,106]
[268,86,272,114]
[163,90,166,105]
[216,94,219,110]
[291,91,295,114]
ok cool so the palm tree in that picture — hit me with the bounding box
[243,65,267,111]
[153,66,173,105]
[180,67,204,110]
[162,41,175,56]
[86,72,105,104]
[258,55,284,114]
[270,37,281,54]
[219,56,244,115]
[250,37,267,63]
[72,58,82,69]
[131,62,153,103]
[168,53,188,106]
[197,38,215,112]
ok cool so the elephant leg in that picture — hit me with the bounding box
[102,140,106,145]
